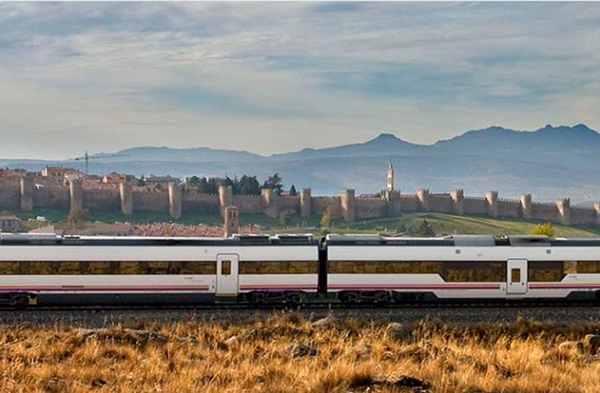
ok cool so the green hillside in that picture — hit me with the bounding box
[330,213,600,237]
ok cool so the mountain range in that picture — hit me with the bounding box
[2,124,599,204]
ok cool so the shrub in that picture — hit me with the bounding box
[532,222,555,237]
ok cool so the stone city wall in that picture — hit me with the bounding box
[132,188,169,212]
[498,198,522,218]
[355,197,387,220]
[397,194,421,212]
[182,189,220,214]
[32,184,70,209]
[232,194,262,214]
[0,178,599,226]
[531,202,559,222]
[312,196,341,215]
[463,197,488,215]
[571,206,596,226]
[83,187,120,211]
[428,193,454,214]
[0,179,21,208]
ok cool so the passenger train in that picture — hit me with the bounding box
[1,233,600,306]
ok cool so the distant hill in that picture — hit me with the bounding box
[99,146,266,163]
[1,124,599,202]
[432,124,600,169]
[271,133,425,161]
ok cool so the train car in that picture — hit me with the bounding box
[0,233,319,306]
[325,234,600,303]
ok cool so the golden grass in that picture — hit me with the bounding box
[2,314,600,392]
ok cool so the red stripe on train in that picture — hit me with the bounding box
[328,284,501,290]
[0,286,210,291]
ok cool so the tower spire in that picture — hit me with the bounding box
[386,160,394,193]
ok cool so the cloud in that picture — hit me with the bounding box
[0,2,599,159]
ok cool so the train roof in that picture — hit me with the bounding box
[3,233,600,247]
[325,234,600,247]
[0,233,318,246]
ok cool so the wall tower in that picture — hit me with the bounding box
[224,205,239,237]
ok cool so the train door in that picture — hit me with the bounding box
[507,259,527,295]
[216,254,239,297]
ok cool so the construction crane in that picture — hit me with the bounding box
[71,152,128,175]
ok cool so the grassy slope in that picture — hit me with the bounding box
[339,213,600,237]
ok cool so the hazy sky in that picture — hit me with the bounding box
[1,2,599,159]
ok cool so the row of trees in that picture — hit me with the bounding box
[186,173,297,196]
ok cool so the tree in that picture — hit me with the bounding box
[279,209,295,227]
[210,178,222,194]
[419,220,436,237]
[237,175,261,195]
[67,209,87,230]
[289,185,297,196]
[533,222,555,237]
[320,207,335,228]
[222,176,235,190]
[263,173,283,195]
[187,175,201,188]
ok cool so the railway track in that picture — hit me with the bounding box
[1,302,600,327]
[0,299,598,312]
[1,297,600,311]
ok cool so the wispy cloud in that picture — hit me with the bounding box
[0,2,599,159]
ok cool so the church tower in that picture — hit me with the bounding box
[386,160,394,193]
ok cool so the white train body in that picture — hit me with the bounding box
[326,235,600,302]
[0,234,319,305]
[2,233,600,306]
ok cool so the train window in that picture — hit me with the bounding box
[417,262,444,275]
[528,262,564,282]
[87,261,113,274]
[239,261,316,274]
[511,269,521,283]
[0,261,218,275]
[329,261,444,275]
[221,260,231,275]
[329,261,362,274]
[119,261,141,274]
[240,261,259,274]
[0,261,21,274]
[56,261,80,275]
[259,261,284,274]
[147,261,170,275]
[329,261,505,281]
[572,261,600,274]
[288,261,317,274]
[167,262,182,274]
[27,261,54,274]
[179,261,216,275]
[442,262,506,282]
[564,261,577,274]
[363,261,386,274]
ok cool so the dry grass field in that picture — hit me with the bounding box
[2,313,600,393]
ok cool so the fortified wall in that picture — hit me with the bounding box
[2,176,600,227]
